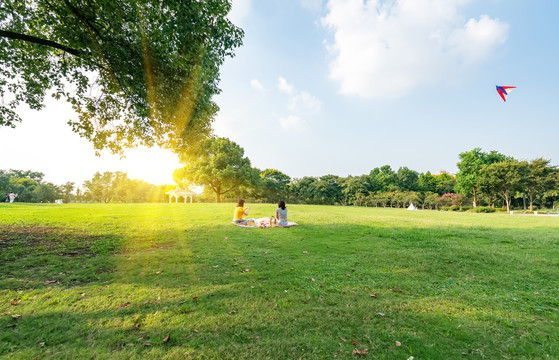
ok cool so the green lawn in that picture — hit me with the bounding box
[1,203,558,359]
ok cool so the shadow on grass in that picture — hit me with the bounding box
[0,225,123,290]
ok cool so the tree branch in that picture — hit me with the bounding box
[0,30,81,57]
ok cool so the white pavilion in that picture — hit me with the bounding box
[165,187,197,203]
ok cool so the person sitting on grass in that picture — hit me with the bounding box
[233,199,253,225]
[275,200,288,227]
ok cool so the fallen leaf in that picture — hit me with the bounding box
[228,310,237,315]
[119,302,131,308]
[345,274,351,277]
[395,341,401,347]
[143,342,152,347]
[39,342,45,348]
[224,237,229,240]
[389,289,403,293]
[134,322,140,329]
[352,340,358,345]
[445,261,453,263]
[370,293,377,298]
[156,271,162,274]
[12,314,22,319]
[7,323,16,327]
[150,300,157,304]
[311,278,315,282]
[193,296,198,300]
[244,269,250,272]
[10,301,20,305]
[352,269,356,272]
[352,348,368,355]
[376,312,385,317]
[320,284,324,288]
[340,337,348,343]
[290,268,294,271]
[163,334,170,343]
[303,251,308,254]
[193,329,199,333]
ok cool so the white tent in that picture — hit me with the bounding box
[407,203,417,211]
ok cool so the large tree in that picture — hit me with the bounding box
[478,161,529,212]
[0,0,243,155]
[456,148,509,207]
[173,137,259,203]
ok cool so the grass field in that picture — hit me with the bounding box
[1,203,558,359]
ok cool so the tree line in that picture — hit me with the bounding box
[174,138,559,211]
[0,170,173,203]
[3,140,558,210]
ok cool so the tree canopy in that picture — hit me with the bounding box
[0,0,243,155]
[173,137,259,203]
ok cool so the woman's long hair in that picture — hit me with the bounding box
[237,199,245,207]
[278,200,286,210]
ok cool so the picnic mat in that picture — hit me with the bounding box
[233,217,299,228]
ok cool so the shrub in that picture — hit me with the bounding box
[461,206,473,212]
[439,206,450,211]
[449,205,460,211]
[468,206,496,213]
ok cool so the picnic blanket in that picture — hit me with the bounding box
[233,217,299,228]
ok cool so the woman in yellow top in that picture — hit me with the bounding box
[233,199,252,225]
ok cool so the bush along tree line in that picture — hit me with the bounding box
[174,138,559,211]
[0,170,174,203]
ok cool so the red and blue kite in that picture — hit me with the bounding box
[496,85,516,102]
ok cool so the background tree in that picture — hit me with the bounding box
[173,137,259,203]
[418,172,437,193]
[83,171,114,203]
[60,181,75,203]
[0,0,243,155]
[341,175,371,205]
[434,173,456,195]
[316,175,343,205]
[258,169,291,203]
[396,167,419,191]
[524,158,557,211]
[478,161,529,212]
[369,165,398,192]
[456,148,508,207]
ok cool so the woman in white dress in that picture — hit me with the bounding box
[275,200,288,227]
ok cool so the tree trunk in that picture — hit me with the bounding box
[215,188,221,203]
[529,194,534,211]
[472,187,477,208]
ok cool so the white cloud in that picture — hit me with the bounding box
[277,77,295,94]
[288,91,322,112]
[250,78,264,91]
[279,115,306,131]
[321,0,509,98]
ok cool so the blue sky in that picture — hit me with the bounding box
[1,0,558,186]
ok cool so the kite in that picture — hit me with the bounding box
[496,85,516,102]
